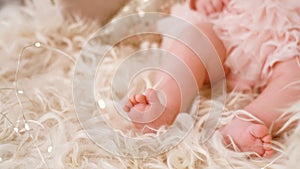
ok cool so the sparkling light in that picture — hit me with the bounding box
[123,6,130,12]
[34,42,41,48]
[138,11,145,17]
[48,146,53,153]
[24,123,30,131]
[98,99,106,109]
[14,127,19,133]
[17,90,24,94]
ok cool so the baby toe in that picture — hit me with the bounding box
[251,139,265,155]
[211,0,222,12]
[263,149,274,158]
[263,142,272,151]
[135,94,147,104]
[145,89,160,104]
[123,105,130,112]
[222,0,230,5]
[248,124,269,138]
[130,95,138,105]
[124,99,134,112]
[262,135,272,143]
[205,4,215,14]
[189,0,197,10]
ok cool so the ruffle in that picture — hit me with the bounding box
[167,0,300,89]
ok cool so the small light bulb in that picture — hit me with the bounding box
[34,42,41,48]
[151,43,158,49]
[14,127,19,133]
[17,90,24,94]
[24,123,30,131]
[0,157,2,162]
[48,146,53,153]
[98,99,106,109]
[138,11,145,17]
[123,6,130,12]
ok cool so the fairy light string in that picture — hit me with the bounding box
[0,41,76,166]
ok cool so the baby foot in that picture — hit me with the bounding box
[222,116,274,157]
[124,89,178,132]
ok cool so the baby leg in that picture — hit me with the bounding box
[124,23,227,132]
[245,58,300,131]
[222,58,300,157]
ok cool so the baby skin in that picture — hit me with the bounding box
[124,1,300,157]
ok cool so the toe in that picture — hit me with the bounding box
[263,149,274,158]
[212,0,222,12]
[263,143,272,151]
[205,4,215,14]
[135,94,147,104]
[123,105,130,112]
[248,124,269,138]
[124,99,134,112]
[222,0,230,5]
[262,135,272,143]
[189,0,197,10]
[130,95,138,105]
[145,89,160,104]
[145,88,154,96]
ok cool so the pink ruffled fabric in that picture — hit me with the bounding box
[169,0,300,90]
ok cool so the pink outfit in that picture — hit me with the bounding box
[168,0,300,90]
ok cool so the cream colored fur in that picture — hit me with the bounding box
[0,1,299,169]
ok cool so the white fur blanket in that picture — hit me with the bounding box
[0,1,299,169]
